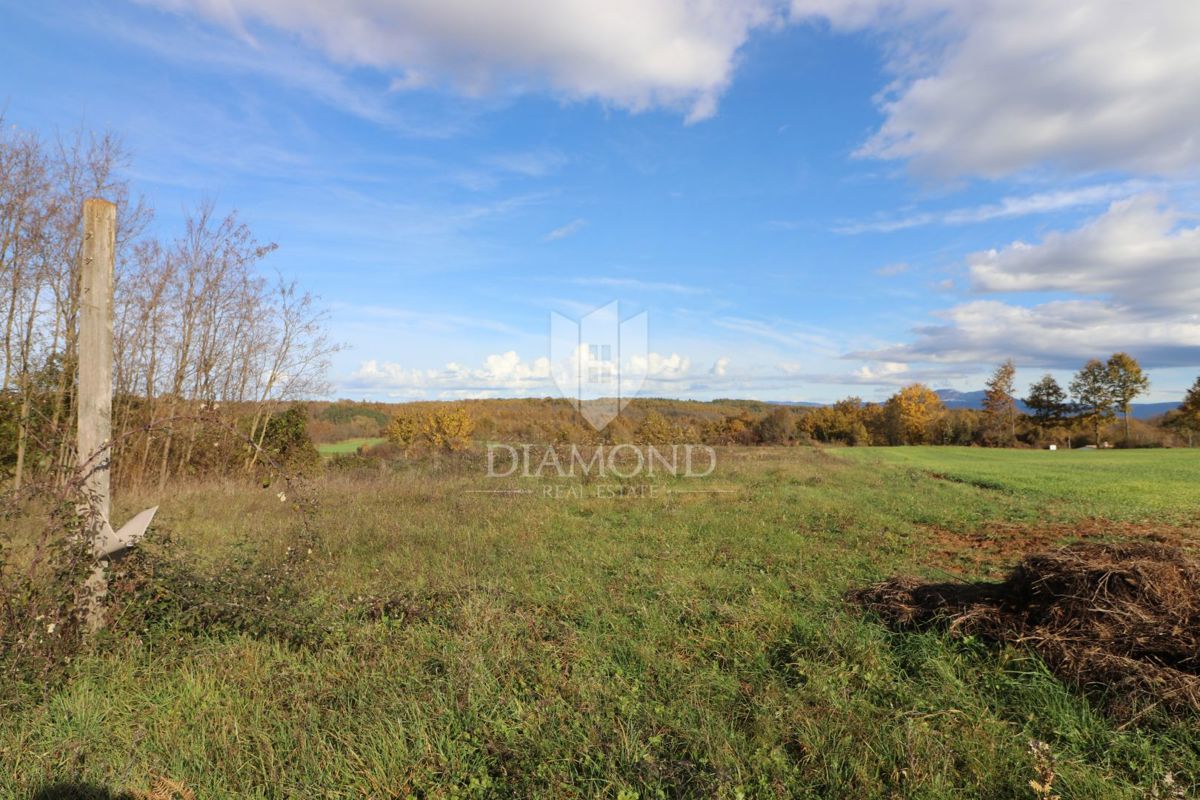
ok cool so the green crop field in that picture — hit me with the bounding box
[841,446,1200,523]
[3,447,1199,798]
[316,437,387,457]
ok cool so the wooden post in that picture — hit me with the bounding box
[79,198,115,522]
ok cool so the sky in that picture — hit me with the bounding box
[2,0,1198,404]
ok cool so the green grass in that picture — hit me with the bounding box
[2,446,1198,798]
[316,437,386,457]
[841,446,1200,522]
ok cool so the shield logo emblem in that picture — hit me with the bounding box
[550,301,648,430]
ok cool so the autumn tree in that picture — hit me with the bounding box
[701,411,757,445]
[635,411,679,445]
[755,407,792,445]
[982,358,1018,445]
[385,408,476,454]
[1172,376,1200,446]
[422,407,476,452]
[385,414,422,452]
[1070,359,1115,446]
[884,383,944,445]
[0,119,334,488]
[1105,352,1149,445]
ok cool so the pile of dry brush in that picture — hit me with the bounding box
[850,540,1200,719]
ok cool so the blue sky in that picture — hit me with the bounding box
[3,0,1198,403]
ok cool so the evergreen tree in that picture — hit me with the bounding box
[1024,374,1069,429]
[1070,359,1115,446]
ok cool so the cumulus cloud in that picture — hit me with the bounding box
[349,351,552,395]
[146,0,781,122]
[793,0,1200,177]
[968,194,1200,313]
[629,352,692,380]
[851,361,908,382]
[864,195,1200,367]
[868,300,1200,368]
[348,348,704,397]
[143,1,1200,173]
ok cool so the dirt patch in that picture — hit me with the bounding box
[850,541,1200,720]
[922,519,1194,575]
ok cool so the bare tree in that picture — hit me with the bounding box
[1,120,334,490]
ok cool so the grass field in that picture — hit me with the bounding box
[3,447,1199,798]
[844,446,1200,523]
[316,437,386,457]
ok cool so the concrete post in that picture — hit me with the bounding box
[77,200,159,631]
[79,198,115,522]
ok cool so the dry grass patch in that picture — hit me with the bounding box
[852,540,1200,720]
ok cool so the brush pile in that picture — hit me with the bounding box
[850,541,1200,719]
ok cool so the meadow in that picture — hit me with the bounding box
[316,437,388,457]
[2,446,1199,798]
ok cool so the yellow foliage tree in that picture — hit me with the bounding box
[386,407,476,453]
[635,411,678,445]
[385,414,422,450]
[420,406,476,452]
[885,383,945,445]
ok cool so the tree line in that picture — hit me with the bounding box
[802,353,1199,448]
[320,351,1199,459]
[0,119,335,489]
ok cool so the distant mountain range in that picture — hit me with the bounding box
[934,389,1179,420]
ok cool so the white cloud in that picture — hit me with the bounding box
[968,194,1200,313]
[147,0,782,122]
[572,276,705,294]
[793,0,1200,177]
[852,361,908,381]
[838,181,1149,234]
[388,69,431,92]
[710,356,730,376]
[783,358,971,388]
[349,351,551,394]
[864,195,1200,367]
[135,0,1200,172]
[543,218,588,242]
[348,348,701,396]
[629,352,692,380]
[867,299,1200,368]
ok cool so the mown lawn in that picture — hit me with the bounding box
[2,447,1198,798]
